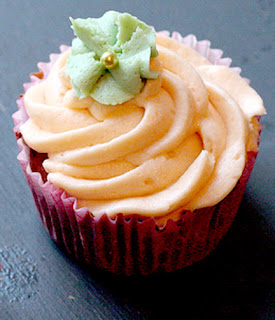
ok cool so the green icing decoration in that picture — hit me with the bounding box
[66,11,159,105]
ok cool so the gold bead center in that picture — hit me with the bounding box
[100,51,118,69]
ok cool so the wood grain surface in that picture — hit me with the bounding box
[0,1,274,319]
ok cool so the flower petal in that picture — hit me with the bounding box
[70,38,90,55]
[115,13,158,58]
[91,72,136,105]
[66,52,104,98]
[110,57,144,95]
[133,47,160,79]
[70,16,114,57]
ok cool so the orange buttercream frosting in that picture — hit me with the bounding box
[20,34,265,218]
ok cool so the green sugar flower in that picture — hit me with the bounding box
[66,11,159,105]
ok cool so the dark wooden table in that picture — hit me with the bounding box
[1,1,274,319]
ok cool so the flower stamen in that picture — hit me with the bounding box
[100,52,118,70]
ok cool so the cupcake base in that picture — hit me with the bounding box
[15,134,258,275]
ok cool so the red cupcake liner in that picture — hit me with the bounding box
[13,33,260,275]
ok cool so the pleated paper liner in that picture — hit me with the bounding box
[13,33,260,275]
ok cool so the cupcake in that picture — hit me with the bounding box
[13,11,266,275]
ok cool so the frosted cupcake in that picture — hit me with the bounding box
[13,11,265,275]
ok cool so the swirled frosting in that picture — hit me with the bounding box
[20,33,265,219]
